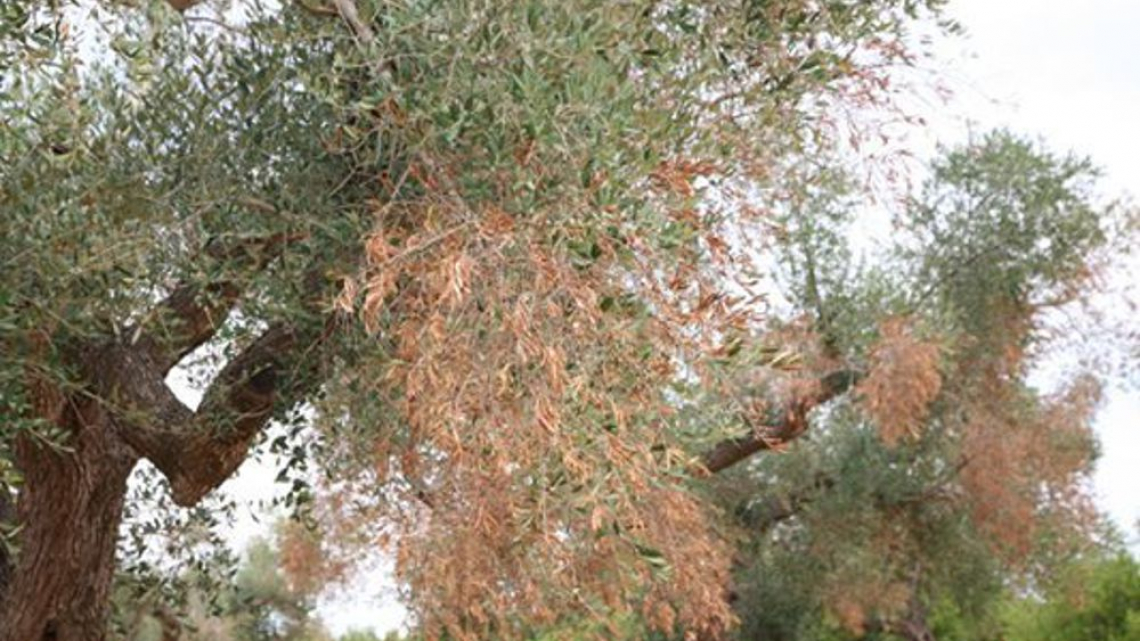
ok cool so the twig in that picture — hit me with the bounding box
[332,0,374,42]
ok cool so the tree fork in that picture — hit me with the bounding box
[0,236,326,638]
[0,212,857,637]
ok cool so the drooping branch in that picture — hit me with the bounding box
[332,0,375,41]
[702,369,862,474]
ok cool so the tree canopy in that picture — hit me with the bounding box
[0,1,1134,640]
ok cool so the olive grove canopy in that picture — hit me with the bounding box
[5,1,1130,639]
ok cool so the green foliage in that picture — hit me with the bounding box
[1001,553,1140,641]
[337,630,389,641]
[717,132,1122,639]
[904,131,1107,345]
[1,1,1127,639]
[113,529,332,640]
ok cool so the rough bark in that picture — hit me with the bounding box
[0,235,327,638]
[116,321,330,507]
[0,486,15,606]
[0,399,137,641]
[0,202,857,639]
[0,330,328,638]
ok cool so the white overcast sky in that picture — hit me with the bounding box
[195,0,1139,635]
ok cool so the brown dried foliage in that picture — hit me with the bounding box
[856,304,1100,565]
[918,298,1101,564]
[857,318,943,446]
[278,520,341,598]
[316,155,773,638]
[278,7,945,632]
[958,372,1101,563]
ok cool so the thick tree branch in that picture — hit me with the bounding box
[165,0,227,12]
[113,317,332,507]
[166,0,207,12]
[135,231,305,374]
[702,369,862,474]
[141,282,242,373]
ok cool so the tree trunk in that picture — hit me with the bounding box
[0,232,330,639]
[897,620,937,641]
[0,395,138,641]
[865,600,938,641]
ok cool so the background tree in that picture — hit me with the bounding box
[112,526,331,641]
[1000,551,1140,641]
[718,132,1128,640]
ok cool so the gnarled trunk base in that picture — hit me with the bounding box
[0,399,137,641]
